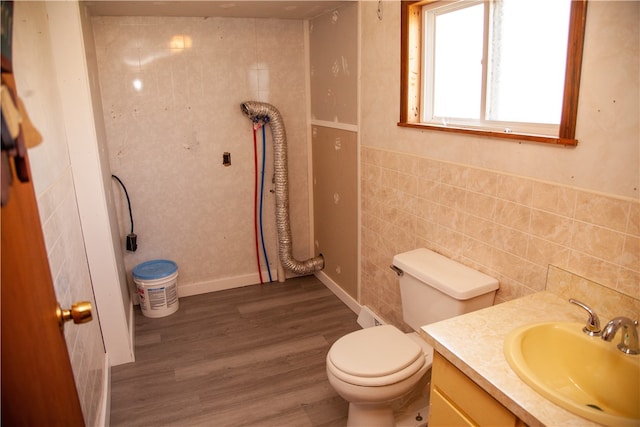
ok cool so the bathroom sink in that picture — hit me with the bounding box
[504,322,640,427]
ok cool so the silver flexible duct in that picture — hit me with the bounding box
[241,101,324,276]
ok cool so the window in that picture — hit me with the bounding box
[399,0,588,145]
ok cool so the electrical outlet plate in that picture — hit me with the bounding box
[126,233,137,252]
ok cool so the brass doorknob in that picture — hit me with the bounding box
[56,301,92,330]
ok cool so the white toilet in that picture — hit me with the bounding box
[326,248,499,427]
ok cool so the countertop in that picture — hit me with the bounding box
[420,291,604,427]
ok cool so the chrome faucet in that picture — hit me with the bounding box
[601,317,640,355]
[569,299,601,336]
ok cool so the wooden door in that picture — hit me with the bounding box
[1,90,86,426]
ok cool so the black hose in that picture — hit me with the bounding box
[111,174,134,234]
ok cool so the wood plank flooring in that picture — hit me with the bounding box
[110,275,361,427]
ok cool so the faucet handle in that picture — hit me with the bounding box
[569,299,601,336]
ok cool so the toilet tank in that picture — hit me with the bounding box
[392,248,499,331]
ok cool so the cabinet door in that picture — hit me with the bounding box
[430,352,517,427]
[430,388,475,427]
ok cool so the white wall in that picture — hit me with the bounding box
[91,15,311,295]
[361,1,639,201]
[44,2,134,368]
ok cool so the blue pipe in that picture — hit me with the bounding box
[260,124,273,282]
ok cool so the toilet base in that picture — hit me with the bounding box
[395,395,429,427]
[345,396,429,427]
[347,403,395,427]
[345,373,431,427]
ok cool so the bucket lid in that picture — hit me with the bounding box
[133,259,178,280]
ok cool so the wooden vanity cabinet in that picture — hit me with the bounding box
[429,352,525,427]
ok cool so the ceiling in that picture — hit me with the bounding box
[84,1,352,20]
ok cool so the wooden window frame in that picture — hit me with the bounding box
[399,0,588,146]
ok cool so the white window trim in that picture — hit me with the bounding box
[421,0,563,137]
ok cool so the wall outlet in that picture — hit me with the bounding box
[126,233,137,252]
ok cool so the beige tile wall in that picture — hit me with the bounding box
[546,265,640,322]
[36,169,105,425]
[361,146,640,329]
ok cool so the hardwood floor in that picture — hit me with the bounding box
[110,275,361,427]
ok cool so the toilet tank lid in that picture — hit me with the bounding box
[392,248,498,300]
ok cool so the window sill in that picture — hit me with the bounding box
[397,122,578,146]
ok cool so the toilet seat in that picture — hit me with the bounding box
[327,325,426,387]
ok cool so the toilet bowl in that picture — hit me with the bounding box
[326,325,433,426]
[327,248,499,426]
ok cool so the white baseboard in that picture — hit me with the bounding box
[177,269,275,298]
[357,305,386,328]
[314,270,361,315]
[95,354,111,427]
[128,300,135,362]
[166,270,361,319]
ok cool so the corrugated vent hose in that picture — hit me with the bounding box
[241,101,324,276]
